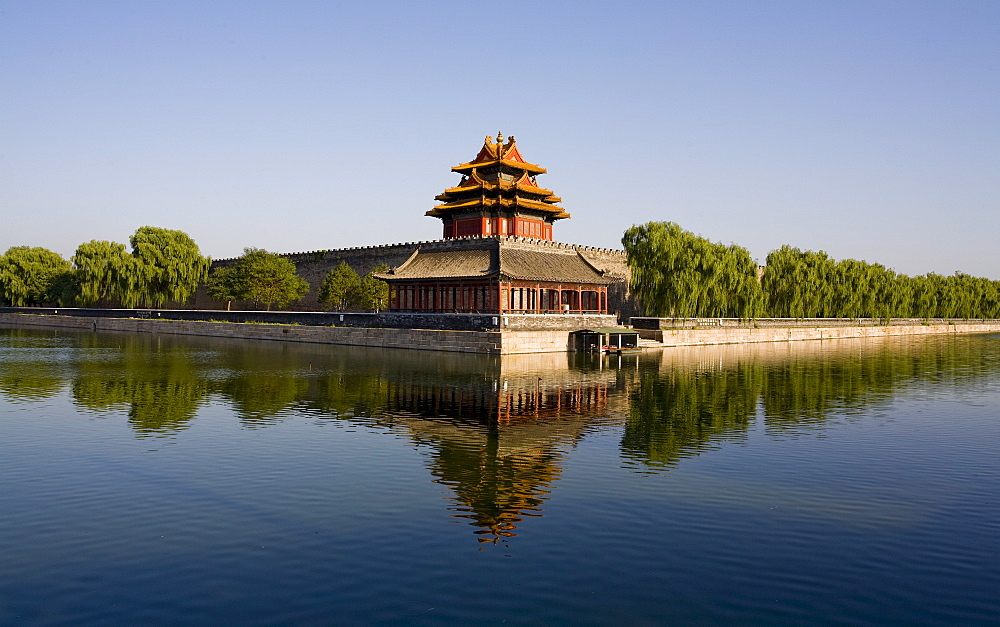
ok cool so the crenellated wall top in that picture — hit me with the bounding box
[215,235,626,262]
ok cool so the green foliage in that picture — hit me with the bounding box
[319,262,363,311]
[762,246,836,318]
[46,270,79,307]
[128,226,210,307]
[0,246,73,306]
[72,240,133,307]
[70,334,208,437]
[359,264,390,312]
[624,221,1000,321]
[318,263,390,312]
[762,247,1000,320]
[206,266,240,309]
[208,248,308,311]
[622,222,764,319]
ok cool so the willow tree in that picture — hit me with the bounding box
[72,240,134,307]
[909,274,939,319]
[762,246,837,318]
[622,222,763,319]
[0,246,72,306]
[128,227,210,307]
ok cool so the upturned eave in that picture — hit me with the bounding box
[452,159,547,175]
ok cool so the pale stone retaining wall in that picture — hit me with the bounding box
[651,322,1000,347]
[0,313,573,355]
[632,317,1000,330]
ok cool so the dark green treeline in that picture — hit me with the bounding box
[623,222,764,319]
[624,221,1000,319]
[0,227,209,308]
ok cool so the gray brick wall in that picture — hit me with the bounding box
[191,236,637,317]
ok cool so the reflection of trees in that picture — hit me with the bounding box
[623,336,1000,470]
[71,335,208,437]
[220,373,308,426]
[623,364,761,469]
[0,355,65,401]
[213,346,311,427]
[761,337,1000,433]
[760,355,886,433]
[308,369,389,421]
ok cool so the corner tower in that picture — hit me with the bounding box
[427,133,570,240]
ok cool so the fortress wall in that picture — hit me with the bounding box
[194,241,422,310]
[193,236,638,316]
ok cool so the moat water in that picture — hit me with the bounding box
[2,326,999,625]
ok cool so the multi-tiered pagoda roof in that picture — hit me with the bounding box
[428,133,570,240]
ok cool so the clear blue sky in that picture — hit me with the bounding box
[2,1,998,278]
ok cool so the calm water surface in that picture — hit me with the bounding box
[2,326,999,625]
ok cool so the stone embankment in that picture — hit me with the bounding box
[0,312,577,354]
[3,312,998,354]
[632,317,1000,347]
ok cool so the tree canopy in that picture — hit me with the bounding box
[207,248,308,311]
[72,240,134,307]
[625,221,1000,321]
[206,266,240,310]
[128,226,210,307]
[359,265,390,312]
[762,246,1000,320]
[622,222,763,319]
[318,262,388,312]
[318,262,363,312]
[0,246,73,306]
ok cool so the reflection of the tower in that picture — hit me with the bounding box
[377,352,630,545]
